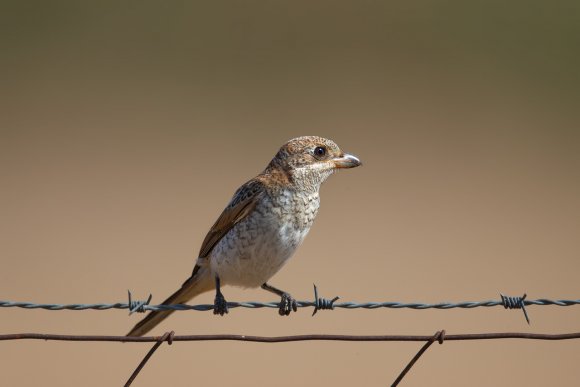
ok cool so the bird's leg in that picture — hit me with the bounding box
[213,276,228,316]
[261,282,298,316]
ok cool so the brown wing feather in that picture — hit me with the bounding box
[197,179,264,259]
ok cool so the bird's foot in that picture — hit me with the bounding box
[278,292,298,316]
[213,292,229,316]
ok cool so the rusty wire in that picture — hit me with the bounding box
[2,331,580,386]
[2,331,580,343]
[124,331,174,387]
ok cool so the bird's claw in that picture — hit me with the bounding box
[278,292,298,316]
[213,292,229,316]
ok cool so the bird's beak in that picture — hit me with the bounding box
[333,153,362,169]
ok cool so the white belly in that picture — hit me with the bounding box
[207,191,318,288]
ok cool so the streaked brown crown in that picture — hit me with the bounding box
[263,136,359,193]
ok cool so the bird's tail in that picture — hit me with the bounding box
[126,265,213,337]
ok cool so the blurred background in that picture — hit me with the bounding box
[1,2,579,386]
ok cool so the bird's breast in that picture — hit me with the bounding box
[209,189,320,288]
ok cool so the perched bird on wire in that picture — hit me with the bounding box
[127,136,361,336]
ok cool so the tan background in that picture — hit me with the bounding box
[1,2,580,386]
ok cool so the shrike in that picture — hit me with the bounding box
[127,136,361,336]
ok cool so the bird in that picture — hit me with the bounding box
[127,136,361,336]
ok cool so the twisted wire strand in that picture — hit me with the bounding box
[2,297,579,311]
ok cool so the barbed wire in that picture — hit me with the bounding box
[2,286,579,323]
[3,287,580,384]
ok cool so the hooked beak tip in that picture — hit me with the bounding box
[334,153,362,169]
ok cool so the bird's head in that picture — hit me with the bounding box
[266,136,361,191]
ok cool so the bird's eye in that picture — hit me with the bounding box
[314,146,327,158]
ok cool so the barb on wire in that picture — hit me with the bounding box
[501,293,529,324]
[311,284,340,316]
[127,291,152,315]
[2,289,579,324]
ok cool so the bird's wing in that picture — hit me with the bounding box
[198,178,265,259]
